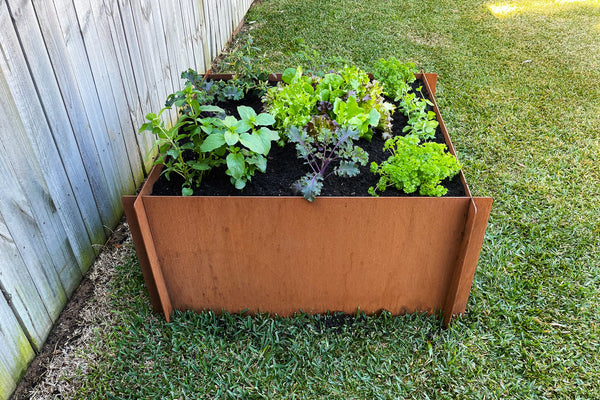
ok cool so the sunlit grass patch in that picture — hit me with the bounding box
[488,0,600,18]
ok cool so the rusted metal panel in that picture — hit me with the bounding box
[443,198,478,326]
[142,195,472,317]
[447,197,494,316]
[122,195,161,313]
[134,194,174,321]
[423,72,437,95]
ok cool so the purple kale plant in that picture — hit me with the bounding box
[287,125,368,202]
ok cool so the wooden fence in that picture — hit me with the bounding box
[0,0,254,398]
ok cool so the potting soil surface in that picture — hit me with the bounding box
[152,78,466,198]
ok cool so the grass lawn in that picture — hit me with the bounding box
[72,0,600,398]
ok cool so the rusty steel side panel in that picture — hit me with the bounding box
[423,72,437,95]
[443,198,478,326]
[447,196,493,316]
[121,166,165,314]
[121,196,161,313]
[134,200,173,321]
[141,196,473,317]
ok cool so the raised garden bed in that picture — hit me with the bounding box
[122,70,492,326]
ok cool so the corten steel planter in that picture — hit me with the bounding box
[122,73,493,326]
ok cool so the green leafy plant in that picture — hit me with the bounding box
[372,58,437,139]
[263,65,395,141]
[373,57,417,101]
[166,37,271,110]
[165,71,245,109]
[287,125,368,202]
[369,135,461,197]
[400,89,439,140]
[140,89,226,196]
[219,36,270,95]
[262,66,319,131]
[332,95,381,140]
[198,106,280,189]
[141,79,279,194]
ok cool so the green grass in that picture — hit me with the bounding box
[75,0,600,398]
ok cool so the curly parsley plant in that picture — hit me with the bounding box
[369,135,461,197]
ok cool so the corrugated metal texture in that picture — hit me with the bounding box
[0,0,253,398]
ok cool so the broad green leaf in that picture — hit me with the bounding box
[158,143,170,154]
[255,127,280,154]
[236,120,253,133]
[233,177,247,190]
[345,96,363,114]
[224,131,240,146]
[166,148,179,159]
[254,113,275,126]
[188,160,211,171]
[239,132,266,154]
[200,124,215,135]
[254,154,267,173]
[199,133,226,152]
[199,105,225,114]
[222,115,238,129]
[317,89,330,102]
[208,117,225,128]
[321,73,344,88]
[181,187,193,196]
[282,67,298,84]
[226,153,245,180]
[237,105,257,121]
[139,122,152,132]
[368,108,381,126]
[188,126,202,137]
[331,89,345,99]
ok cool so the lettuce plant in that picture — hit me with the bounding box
[373,57,417,101]
[369,135,461,197]
[262,66,318,130]
[287,125,368,202]
[263,65,394,141]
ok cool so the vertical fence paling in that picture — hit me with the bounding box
[0,1,254,398]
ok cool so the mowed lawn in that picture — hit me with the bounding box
[71,0,600,398]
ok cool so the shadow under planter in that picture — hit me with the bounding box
[123,73,492,327]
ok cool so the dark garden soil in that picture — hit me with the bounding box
[152,78,466,198]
